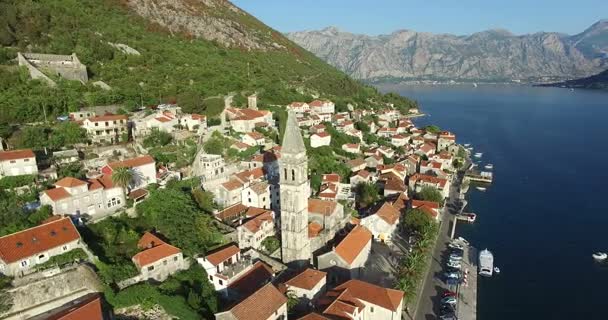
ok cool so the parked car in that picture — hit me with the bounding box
[446,278,460,286]
[449,254,463,261]
[441,296,457,305]
[447,261,462,269]
[444,272,460,279]
[442,290,457,298]
[440,313,458,320]
[440,304,455,315]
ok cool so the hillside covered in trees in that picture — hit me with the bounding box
[0,0,417,125]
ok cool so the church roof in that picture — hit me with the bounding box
[281,110,306,155]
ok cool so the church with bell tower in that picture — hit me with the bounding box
[279,111,312,267]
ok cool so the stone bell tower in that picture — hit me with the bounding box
[279,111,311,267]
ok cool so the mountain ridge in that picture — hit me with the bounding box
[286,21,608,83]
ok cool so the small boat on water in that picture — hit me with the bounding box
[474,152,483,158]
[464,213,476,223]
[494,267,501,274]
[473,83,478,88]
[464,143,471,147]
[592,252,607,261]
[476,187,487,192]
[479,249,494,277]
[484,164,494,170]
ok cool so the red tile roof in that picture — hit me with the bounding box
[227,261,274,298]
[374,203,400,225]
[298,313,330,320]
[335,226,372,265]
[0,217,80,263]
[46,293,105,320]
[333,279,404,312]
[411,200,440,218]
[137,232,165,249]
[313,132,331,138]
[87,114,128,122]
[55,177,87,188]
[44,187,72,201]
[285,268,326,290]
[154,116,171,123]
[205,245,240,266]
[322,173,341,183]
[106,155,155,170]
[222,179,244,191]
[308,199,337,216]
[246,131,265,140]
[132,243,181,268]
[308,222,323,238]
[216,203,248,221]
[242,211,273,233]
[0,149,35,161]
[227,283,287,320]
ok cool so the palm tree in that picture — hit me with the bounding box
[111,167,133,196]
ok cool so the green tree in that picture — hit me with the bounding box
[51,122,87,148]
[424,125,441,134]
[143,129,173,148]
[27,205,52,225]
[261,236,280,254]
[355,182,380,209]
[287,290,299,312]
[403,208,434,235]
[415,186,443,203]
[192,188,216,214]
[111,167,133,194]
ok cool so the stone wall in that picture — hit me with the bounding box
[18,52,88,84]
[1,265,103,320]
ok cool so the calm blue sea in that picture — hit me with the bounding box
[380,84,608,320]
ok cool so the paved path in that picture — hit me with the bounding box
[414,170,467,320]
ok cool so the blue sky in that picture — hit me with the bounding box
[232,0,607,36]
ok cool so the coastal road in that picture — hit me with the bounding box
[414,171,466,320]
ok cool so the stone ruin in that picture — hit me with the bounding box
[17,52,88,86]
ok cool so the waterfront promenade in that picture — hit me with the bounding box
[414,164,477,320]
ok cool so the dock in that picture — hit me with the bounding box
[457,244,478,320]
[465,171,493,183]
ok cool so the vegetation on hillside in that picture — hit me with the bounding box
[0,0,417,125]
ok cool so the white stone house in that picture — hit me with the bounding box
[360,203,400,243]
[237,210,275,250]
[285,268,327,304]
[216,179,245,207]
[214,283,287,320]
[409,174,450,199]
[309,99,335,114]
[82,114,128,144]
[311,132,331,148]
[0,149,38,177]
[101,155,157,190]
[317,225,372,283]
[241,132,266,147]
[391,135,409,147]
[0,217,82,277]
[197,153,226,183]
[342,143,360,154]
[40,176,125,218]
[317,280,404,320]
[132,232,187,282]
[241,182,270,209]
[287,102,310,113]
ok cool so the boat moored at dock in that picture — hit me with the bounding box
[479,249,494,277]
[592,252,607,261]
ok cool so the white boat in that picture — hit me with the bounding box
[464,143,471,147]
[479,249,494,277]
[592,252,607,261]
[494,267,501,274]
[476,187,487,192]
[473,83,478,88]
[484,164,494,170]
[465,213,476,223]
[474,152,483,158]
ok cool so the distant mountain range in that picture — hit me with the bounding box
[286,20,608,83]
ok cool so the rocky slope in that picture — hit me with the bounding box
[124,0,289,51]
[287,20,608,82]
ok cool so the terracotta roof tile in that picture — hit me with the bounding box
[87,114,128,122]
[0,217,80,263]
[205,245,240,266]
[227,283,287,320]
[335,226,372,265]
[107,155,155,170]
[137,232,165,249]
[44,187,71,201]
[308,222,323,238]
[242,211,273,233]
[285,268,326,290]
[333,279,404,312]
[298,313,330,320]
[308,199,337,216]
[227,261,274,298]
[374,203,400,225]
[46,293,105,320]
[55,177,87,188]
[0,149,35,161]
[222,179,244,191]
[132,243,181,268]
[216,203,248,221]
